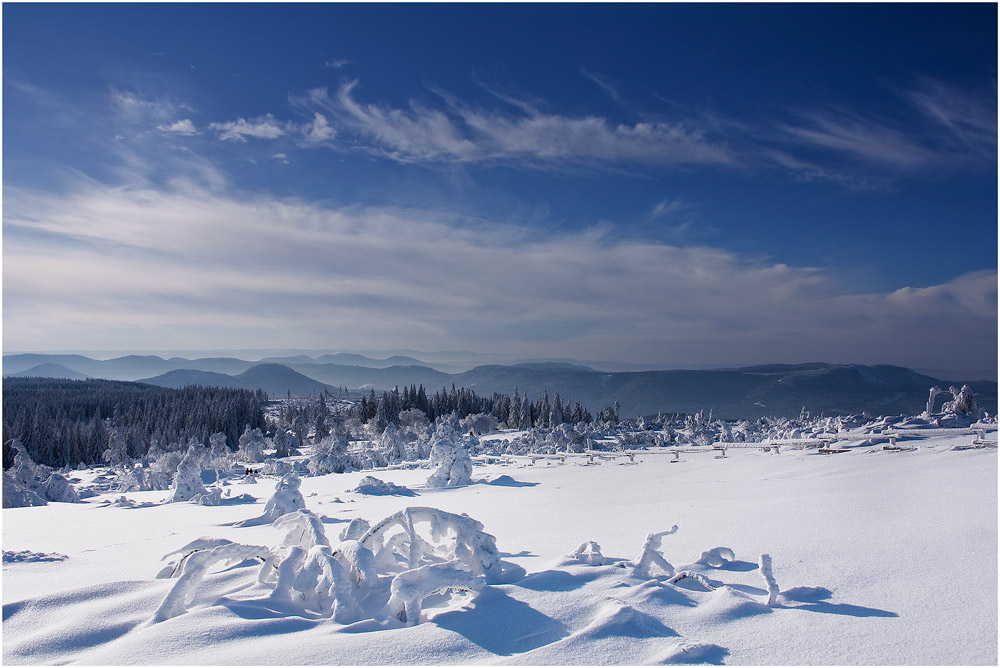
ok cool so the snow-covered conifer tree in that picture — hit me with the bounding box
[167,440,209,503]
[425,438,473,488]
[236,426,267,463]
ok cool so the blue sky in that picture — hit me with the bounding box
[3,3,997,378]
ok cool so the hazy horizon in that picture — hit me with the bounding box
[3,4,996,380]
[2,347,995,382]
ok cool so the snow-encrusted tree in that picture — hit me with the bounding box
[167,440,210,503]
[942,385,982,420]
[377,423,407,465]
[426,438,472,488]
[234,472,306,527]
[236,426,267,464]
[274,429,300,459]
[308,424,352,475]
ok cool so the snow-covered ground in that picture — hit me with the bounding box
[3,431,996,665]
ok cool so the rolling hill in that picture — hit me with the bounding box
[8,353,996,418]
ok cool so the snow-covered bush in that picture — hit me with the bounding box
[942,385,982,421]
[308,427,352,475]
[154,504,514,627]
[572,541,607,565]
[377,560,486,626]
[206,432,233,470]
[3,441,79,506]
[426,438,472,488]
[352,476,414,496]
[358,506,510,583]
[377,423,407,465]
[398,409,430,443]
[114,465,172,493]
[273,429,301,458]
[632,526,678,578]
[39,473,80,503]
[167,440,210,503]
[460,413,498,437]
[236,427,267,464]
[2,472,46,508]
[234,472,306,527]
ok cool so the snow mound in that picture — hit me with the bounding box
[654,642,730,664]
[571,601,676,640]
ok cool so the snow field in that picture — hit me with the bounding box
[2,432,996,665]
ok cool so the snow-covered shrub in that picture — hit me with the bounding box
[236,427,267,464]
[152,539,271,622]
[398,409,430,443]
[309,427,352,475]
[261,458,293,477]
[2,472,46,508]
[572,541,607,565]
[234,472,306,527]
[9,440,45,488]
[4,441,80,505]
[432,412,461,442]
[631,526,678,578]
[191,487,224,506]
[339,518,371,542]
[352,476,414,496]
[460,413,498,437]
[377,423,407,465]
[426,438,472,488]
[377,560,486,626]
[114,465,172,493]
[167,440,210,503]
[358,506,508,583]
[206,432,233,470]
[942,385,982,421]
[694,547,737,568]
[274,429,301,458]
[154,504,513,627]
[39,473,80,503]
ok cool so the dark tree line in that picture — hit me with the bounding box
[352,383,595,433]
[2,377,267,469]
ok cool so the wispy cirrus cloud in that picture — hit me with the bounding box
[292,80,737,169]
[4,180,994,372]
[905,77,997,160]
[157,118,197,135]
[580,68,624,105]
[778,79,996,172]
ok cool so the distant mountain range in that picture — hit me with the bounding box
[3,353,995,419]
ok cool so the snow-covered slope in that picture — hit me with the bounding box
[3,432,996,665]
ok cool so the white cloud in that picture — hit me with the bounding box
[302,112,335,144]
[324,58,350,70]
[293,81,736,168]
[209,114,285,142]
[157,119,197,135]
[3,181,994,373]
